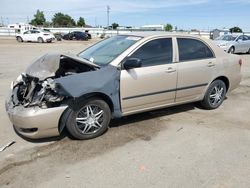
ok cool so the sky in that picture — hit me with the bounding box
[0,0,250,31]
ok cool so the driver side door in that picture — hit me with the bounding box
[120,38,177,115]
[22,31,31,41]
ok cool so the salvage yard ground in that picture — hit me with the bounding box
[0,39,250,187]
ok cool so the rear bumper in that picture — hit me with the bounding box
[46,37,55,42]
[5,94,67,139]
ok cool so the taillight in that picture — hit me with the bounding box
[239,59,242,67]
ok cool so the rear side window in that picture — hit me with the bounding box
[130,38,172,67]
[177,38,214,62]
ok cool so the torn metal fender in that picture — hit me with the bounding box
[25,53,99,80]
[54,65,122,118]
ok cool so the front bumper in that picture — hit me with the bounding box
[5,93,67,139]
[218,45,229,52]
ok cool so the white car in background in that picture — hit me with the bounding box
[214,34,250,54]
[16,30,55,43]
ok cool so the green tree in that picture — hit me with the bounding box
[112,23,119,30]
[77,17,86,27]
[43,21,52,27]
[229,26,243,33]
[164,24,173,31]
[52,12,76,27]
[30,10,46,26]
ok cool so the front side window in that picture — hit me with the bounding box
[177,38,214,62]
[243,35,249,41]
[129,38,173,67]
[215,35,237,41]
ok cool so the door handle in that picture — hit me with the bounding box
[165,67,176,73]
[207,62,215,67]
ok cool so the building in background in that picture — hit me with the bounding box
[140,25,164,31]
[210,28,230,39]
[7,23,35,33]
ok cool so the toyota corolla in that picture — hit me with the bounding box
[5,33,242,140]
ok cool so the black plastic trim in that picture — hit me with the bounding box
[122,83,208,100]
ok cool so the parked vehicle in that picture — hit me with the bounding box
[85,30,92,39]
[214,34,250,54]
[16,29,55,43]
[54,33,63,41]
[6,33,242,140]
[62,31,88,41]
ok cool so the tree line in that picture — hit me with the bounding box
[30,10,86,27]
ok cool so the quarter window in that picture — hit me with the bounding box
[129,38,173,67]
[177,38,214,61]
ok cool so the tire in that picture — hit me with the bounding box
[228,46,235,54]
[200,80,227,110]
[248,48,250,54]
[38,37,44,43]
[65,98,111,140]
[16,36,23,42]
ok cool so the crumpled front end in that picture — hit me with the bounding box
[5,53,98,139]
[5,74,68,139]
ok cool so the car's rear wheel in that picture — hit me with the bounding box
[17,36,23,42]
[200,80,227,110]
[38,37,44,43]
[65,98,111,140]
[228,46,235,54]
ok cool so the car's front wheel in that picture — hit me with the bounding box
[17,36,23,42]
[65,98,111,140]
[38,37,44,43]
[200,80,227,110]
[228,46,235,54]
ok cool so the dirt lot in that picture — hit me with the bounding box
[0,39,250,188]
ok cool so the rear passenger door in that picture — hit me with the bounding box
[175,37,216,102]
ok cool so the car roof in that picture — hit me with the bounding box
[120,32,205,39]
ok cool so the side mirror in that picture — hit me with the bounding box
[123,58,142,70]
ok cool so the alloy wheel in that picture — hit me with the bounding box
[75,105,104,135]
[209,84,224,106]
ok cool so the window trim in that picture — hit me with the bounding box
[176,37,216,63]
[122,37,174,69]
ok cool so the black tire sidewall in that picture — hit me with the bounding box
[38,37,44,43]
[65,98,111,140]
[17,37,23,42]
[201,80,226,109]
[229,47,235,54]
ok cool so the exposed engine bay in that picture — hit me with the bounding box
[10,53,98,108]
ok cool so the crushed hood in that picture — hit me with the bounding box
[25,53,100,80]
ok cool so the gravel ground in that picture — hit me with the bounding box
[0,39,249,188]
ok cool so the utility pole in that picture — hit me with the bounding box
[0,16,4,26]
[107,5,110,29]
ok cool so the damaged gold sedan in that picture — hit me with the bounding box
[5,33,242,140]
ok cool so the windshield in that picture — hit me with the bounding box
[215,35,237,41]
[78,35,142,65]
